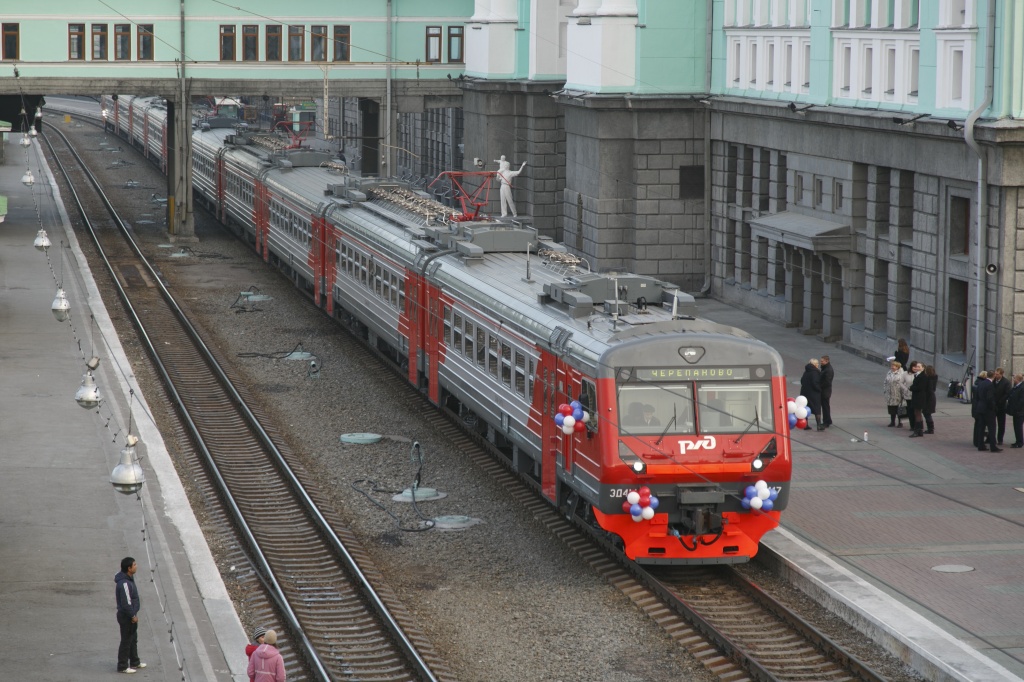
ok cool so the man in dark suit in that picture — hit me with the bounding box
[991,367,1011,444]
[642,404,660,427]
[819,355,834,428]
[973,372,1001,452]
[1007,374,1024,448]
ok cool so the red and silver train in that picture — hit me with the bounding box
[95,95,792,564]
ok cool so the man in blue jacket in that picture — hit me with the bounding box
[115,557,146,674]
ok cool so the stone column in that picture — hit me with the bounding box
[821,255,844,341]
[784,246,804,327]
[803,250,823,333]
[166,99,196,242]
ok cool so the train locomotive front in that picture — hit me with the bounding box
[582,328,791,564]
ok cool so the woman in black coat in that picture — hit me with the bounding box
[799,360,823,431]
[908,362,929,437]
[894,338,910,372]
[923,365,938,434]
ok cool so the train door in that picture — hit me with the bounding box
[423,284,443,404]
[402,268,421,387]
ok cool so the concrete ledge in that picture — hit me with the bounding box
[758,528,1022,682]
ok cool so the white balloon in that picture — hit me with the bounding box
[757,487,771,500]
[795,395,808,408]
[632,514,643,523]
[581,411,590,423]
[562,424,574,435]
[787,402,798,414]
[795,406,808,419]
[641,506,655,520]
[626,491,641,505]
[749,496,763,510]
[563,415,576,428]
[754,480,768,490]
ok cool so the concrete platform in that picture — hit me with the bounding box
[0,132,248,681]
[700,299,1024,682]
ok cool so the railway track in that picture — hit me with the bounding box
[46,105,893,682]
[41,123,449,682]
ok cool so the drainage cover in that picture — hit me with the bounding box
[392,487,447,503]
[932,565,974,573]
[340,433,382,444]
[245,294,273,302]
[431,515,483,531]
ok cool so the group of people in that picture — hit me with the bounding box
[798,355,834,431]
[115,555,285,679]
[970,368,1024,452]
[882,339,938,438]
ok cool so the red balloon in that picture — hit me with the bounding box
[639,495,651,506]
[558,403,573,416]
[622,500,633,513]
[796,418,807,429]
[787,397,795,403]
[573,420,586,432]
[638,486,651,496]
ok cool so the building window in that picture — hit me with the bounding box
[949,195,970,255]
[862,47,873,94]
[115,24,131,60]
[219,25,235,61]
[288,25,304,61]
[732,41,741,83]
[333,25,350,61]
[814,177,824,206]
[1,23,18,60]
[266,25,281,61]
[908,48,919,96]
[794,173,804,205]
[242,25,258,61]
[784,42,793,86]
[833,181,845,211]
[69,24,85,60]
[92,24,108,60]
[749,42,758,85]
[448,26,464,63]
[311,25,327,61]
[802,42,811,87]
[426,26,441,62]
[885,46,896,95]
[950,48,964,101]
[138,25,154,60]
[841,45,851,91]
[767,42,775,85]
[946,278,968,352]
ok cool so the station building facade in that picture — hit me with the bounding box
[459,0,1024,383]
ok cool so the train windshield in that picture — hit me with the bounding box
[695,383,774,434]
[617,380,774,436]
[618,384,696,436]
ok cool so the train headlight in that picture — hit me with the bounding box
[618,441,647,476]
[751,437,777,472]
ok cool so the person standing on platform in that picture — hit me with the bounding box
[248,628,286,682]
[893,338,910,373]
[884,361,906,427]
[923,365,938,434]
[900,362,917,432]
[115,557,146,674]
[992,367,1011,445]
[800,359,824,431]
[973,372,1000,452]
[819,355,834,428]
[1008,374,1024,448]
[908,362,929,438]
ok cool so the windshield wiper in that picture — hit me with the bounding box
[655,402,677,446]
[732,407,760,444]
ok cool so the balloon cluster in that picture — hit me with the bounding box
[554,401,590,435]
[741,480,778,511]
[786,395,809,429]
[620,486,660,522]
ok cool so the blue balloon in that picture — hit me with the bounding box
[570,400,581,410]
[554,414,565,427]
[762,499,774,512]
[788,414,797,428]
[744,485,757,499]
[741,497,751,509]
[769,489,778,501]
[648,496,659,510]
[629,503,642,516]
[572,408,584,421]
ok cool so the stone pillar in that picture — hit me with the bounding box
[843,252,865,329]
[751,236,768,291]
[888,262,911,340]
[767,240,784,297]
[803,251,823,334]
[821,255,844,341]
[768,151,787,214]
[864,257,888,332]
[784,247,804,328]
[467,0,519,79]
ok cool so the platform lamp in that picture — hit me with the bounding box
[51,288,71,322]
[19,135,30,147]
[111,434,145,495]
[21,169,35,186]
[33,229,51,251]
[74,358,102,409]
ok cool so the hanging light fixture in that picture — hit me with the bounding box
[51,288,71,322]
[75,370,102,409]
[29,127,38,138]
[111,435,145,495]
[33,229,51,251]
[34,108,42,119]
[19,136,30,147]
[21,169,35,186]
